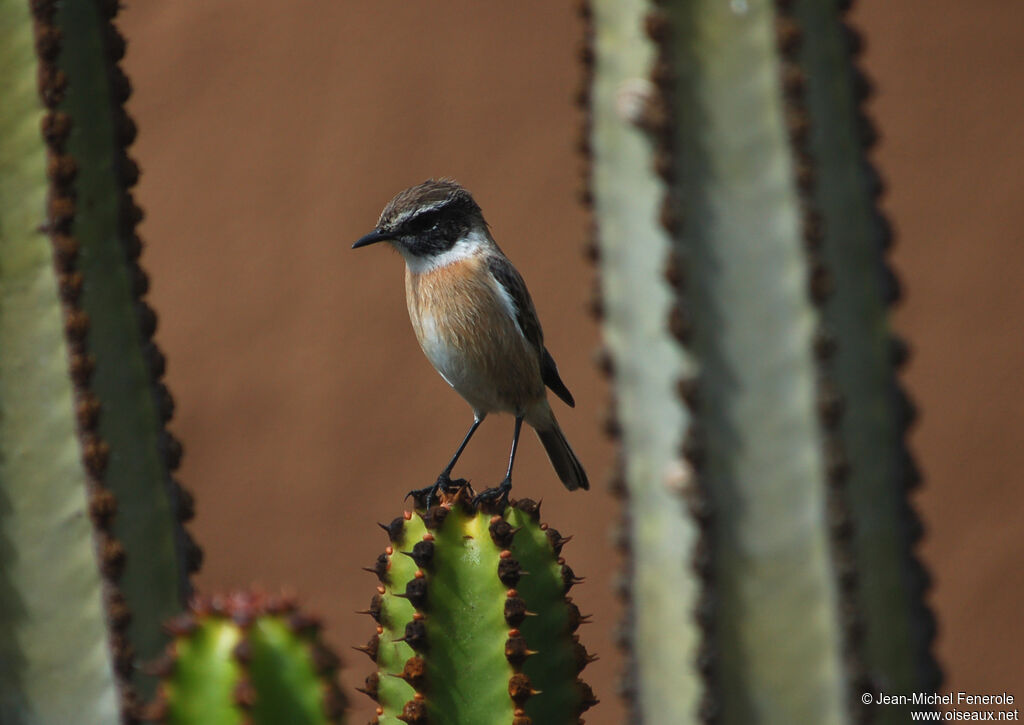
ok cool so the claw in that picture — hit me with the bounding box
[407,473,470,510]
[472,477,513,510]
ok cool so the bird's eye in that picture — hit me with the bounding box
[408,212,438,236]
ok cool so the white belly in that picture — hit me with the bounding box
[418,314,463,389]
[417,313,505,413]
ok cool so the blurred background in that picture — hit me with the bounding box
[118,1,1023,721]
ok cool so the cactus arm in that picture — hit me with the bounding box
[665,0,851,722]
[53,0,196,695]
[794,0,941,711]
[0,1,124,723]
[163,619,245,725]
[587,0,701,722]
[153,595,346,725]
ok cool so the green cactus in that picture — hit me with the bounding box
[578,0,700,721]
[51,0,202,670]
[0,1,197,721]
[3,2,946,725]
[357,493,596,725]
[793,1,940,712]
[581,0,940,723]
[144,593,346,725]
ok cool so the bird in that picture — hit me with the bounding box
[352,179,588,507]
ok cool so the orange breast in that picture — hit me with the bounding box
[405,254,544,413]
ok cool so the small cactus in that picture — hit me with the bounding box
[357,491,596,725]
[145,593,347,725]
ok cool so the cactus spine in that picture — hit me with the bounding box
[582,0,940,723]
[358,494,595,725]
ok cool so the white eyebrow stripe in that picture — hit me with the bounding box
[389,198,451,228]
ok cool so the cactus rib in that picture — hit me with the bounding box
[771,2,872,719]
[793,0,942,716]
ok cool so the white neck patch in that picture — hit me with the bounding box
[400,228,489,274]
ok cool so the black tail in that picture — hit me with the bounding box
[535,418,589,491]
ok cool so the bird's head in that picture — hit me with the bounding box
[353,179,489,265]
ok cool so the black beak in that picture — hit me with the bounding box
[352,229,394,249]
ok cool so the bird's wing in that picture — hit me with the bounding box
[487,256,543,349]
[487,255,576,408]
[540,347,575,408]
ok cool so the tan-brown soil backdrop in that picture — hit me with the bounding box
[119,2,1024,721]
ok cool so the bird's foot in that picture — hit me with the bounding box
[472,477,512,512]
[406,473,468,511]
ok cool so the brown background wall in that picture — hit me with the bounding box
[118,1,1023,721]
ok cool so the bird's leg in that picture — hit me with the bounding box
[407,416,483,509]
[473,415,523,509]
